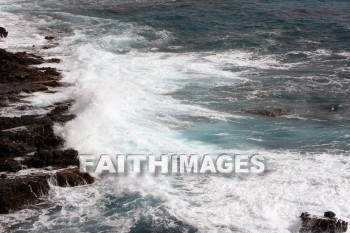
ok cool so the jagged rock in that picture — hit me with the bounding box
[0,159,21,172]
[24,149,79,168]
[299,212,348,233]
[38,67,60,76]
[0,27,8,38]
[0,48,87,216]
[0,120,64,154]
[0,141,29,158]
[51,168,94,187]
[0,49,60,84]
[47,101,75,123]
[0,115,52,130]
[249,108,287,117]
[0,176,50,214]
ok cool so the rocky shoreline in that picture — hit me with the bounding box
[0,29,94,215]
[1,25,348,233]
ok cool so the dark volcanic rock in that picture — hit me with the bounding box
[0,27,8,38]
[0,48,91,215]
[25,149,79,168]
[0,159,21,172]
[44,36,54,40]
[0,49,63,107]
[47,101,75,123]
[0,116,65,160]
[0,115,52,130]
[324,211,337,218]
[0,49,60,88]
[52,168,94,187]
[0,141,29,158]
[0,176,50,214]
[46,58,60,63]
[249,108,287,117]
[299,212,348,233]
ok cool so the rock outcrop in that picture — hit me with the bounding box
[0,176,50,214]
[24,149,79,168]
[299,212,348,233]
[44,36,54,40]
[0,48,94,215]
[51,168,95,187]
[0,27,8,38]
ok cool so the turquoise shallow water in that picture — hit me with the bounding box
[0,0,350,232]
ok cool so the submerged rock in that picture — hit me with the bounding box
[299,212,348,233]
[324,104,343,112]
[0,27,8,38]
[0,176,50,214]
[249,108,288,117]
[51,168,94,187]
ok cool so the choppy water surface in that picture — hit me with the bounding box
[0,0,349,232]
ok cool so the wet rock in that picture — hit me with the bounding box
[47,101,75,123]
[38,67,60,76]
[0,116,64,152]
[46,58,60,63]
[324,211,336,218]
[24,149,79,168]
[324,104,343,112]
[0,175,50,214]
[0,115,51,130]
[51,168,94,187]
[43,80,61,88]
[0,49,63,108]
[0,159,21,172]
[0,123,64,156]
[0,141,29,158]
[42,45,53,50]
[47,112,75,123]
[0,48,86,215]
[44,36,54,40]
[249,108,287,117]
[299,212,348,233]
[0,49,60,84]
[0,27,8,38]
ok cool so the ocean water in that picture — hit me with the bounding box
[0,0,350,232]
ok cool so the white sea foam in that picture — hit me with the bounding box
[53,29,350,232]
[1,3,349,233]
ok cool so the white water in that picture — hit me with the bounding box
[1,3,350,233]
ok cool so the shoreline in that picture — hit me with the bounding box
[0,29,94,216]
